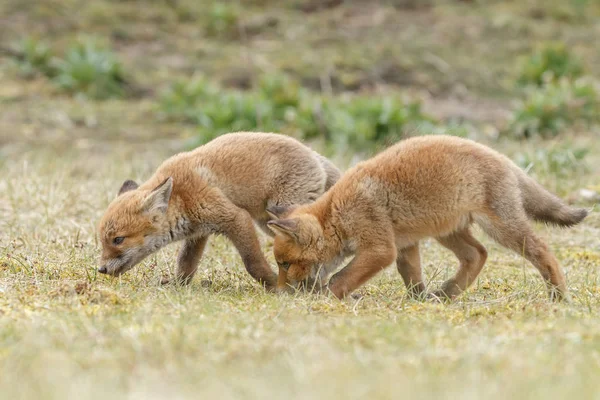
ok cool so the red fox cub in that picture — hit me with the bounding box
[97,132,340,289]
[268,135,587,301]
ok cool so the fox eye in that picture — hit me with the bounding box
[113,237,125,245]
[279,262,290,270]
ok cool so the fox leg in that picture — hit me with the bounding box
[478,212,568,301]
[433,228,488,300]
[326,244,397,299]
[160,236,209,285]
[224,209,278,290]
[396,243,426,298]
[176,236,209,284]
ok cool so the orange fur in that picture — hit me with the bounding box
[98,132,340,289]
[268,135,587,301]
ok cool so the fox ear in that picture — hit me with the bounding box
[118,179,138,196]
[267,219,299,240]
[266,205,296,220]
[142,177,173,214]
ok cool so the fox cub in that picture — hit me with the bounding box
[268,135,587,301]
[98,132,340,289]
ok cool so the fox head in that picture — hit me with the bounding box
[267,206,330,288]
[97,177,173,276]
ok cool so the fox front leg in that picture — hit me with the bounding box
[326,246,397,299]
[223,209,278,290]
[160,236,208,285]
[174,236,209,285]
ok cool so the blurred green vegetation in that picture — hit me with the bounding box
[12,37,56,79]
[8,36,128,99]
[509,78,600,139]
[159,74,431,150]
[516,43,584,87]
[510,40,598,139]
[53,39,127,100]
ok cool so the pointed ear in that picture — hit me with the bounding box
[141,177,173,214]
[266,204,296,220]
[118,179,139,196]
[267,219,299,240]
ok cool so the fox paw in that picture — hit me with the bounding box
[275,285,295,295]
[427,290,454,303]
[160,275,194,286]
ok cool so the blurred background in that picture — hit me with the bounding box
[1,0,599,160]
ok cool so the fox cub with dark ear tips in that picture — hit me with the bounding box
[268,135,587,301]
[97,132,340,289]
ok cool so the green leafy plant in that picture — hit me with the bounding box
[159,77,220,123]
[509,78,600,138]
[12,37,56,78]
[160,77,283,142]
[53,39,127,99]
[193,91,280,142]
[517,43,584,87]
[320,96,428,149]
[257,74,303,110]
[159,74,431,149]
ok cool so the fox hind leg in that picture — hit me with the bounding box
[433,228,488,300]
[477,211,568,301]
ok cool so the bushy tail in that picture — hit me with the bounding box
[315,153,341,191]
[516,169,588,227]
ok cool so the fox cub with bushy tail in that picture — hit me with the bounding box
[268,135,587,301]
[98,132,340,289]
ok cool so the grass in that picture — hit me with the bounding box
[1,139,599,400]
[514,142,589,179]
[2,0,600,398]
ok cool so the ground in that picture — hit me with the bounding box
[1,1,600,399]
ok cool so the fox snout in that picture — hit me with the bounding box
[98,244,157,277]
[97,259,126,276]
[97,263,124,276]
[98,252,132,276]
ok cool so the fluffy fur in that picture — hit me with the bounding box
[98,132,340,289]
[268,135,587,301]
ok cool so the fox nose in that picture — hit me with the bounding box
[98,266,108,274]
